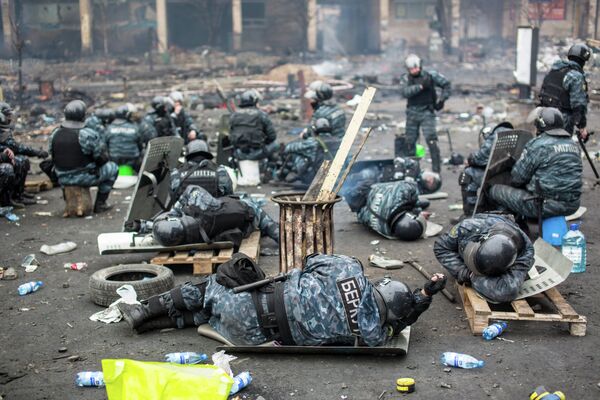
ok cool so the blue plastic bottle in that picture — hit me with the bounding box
[482,321,507,340]
[230,371,252,395]
[18,281,43,296]
[562,223,587,273]
[440,352,484,369]
[164,352,208,364]
[75,371,105,387]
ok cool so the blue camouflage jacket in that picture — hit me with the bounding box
[310,102,346,137]
[400,69,451,112]
[48,125,108,179]
[434,214,534,303]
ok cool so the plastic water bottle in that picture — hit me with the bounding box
[440,352,484,369]
[165,352,208,364]
[75,371,104,387]
[562,223,587,273]
[230,371,252,395]
[64,262,88,271]
[482,321,507,340]
[18,281,43,296]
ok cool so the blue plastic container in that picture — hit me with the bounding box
[542,216,568,246]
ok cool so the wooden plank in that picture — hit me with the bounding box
[173,251,191,262]
[293,206,304,270]
[511,299,535,317]
[316,87,377,201]
[315,207,325,253]
[284,206,294,270]
[463,287,492,316]
[214,247,234,263]
[544,287,579,319]
[305,205,315,256]
[329,128,373,200]
[323,206,332,253]
[239,231,261,260]
[302,160,331,201]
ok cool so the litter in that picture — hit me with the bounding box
[40,241,77,255]
[89,285,140,324]
[64,262,88,271]
[34,212,52,216]
[368,254,403,270]
[165,352,208,365]
[230,371,252,395]
[21,254,40,272]
[75,371,104,387]
[440,352,484,369]
[0,206,19,222]
[0,267,17,280]
[18,281,43,296]
[482,321,507,340]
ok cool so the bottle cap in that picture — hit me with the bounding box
[570,223,579,231]
[396,377,415,393]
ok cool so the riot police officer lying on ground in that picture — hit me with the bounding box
[118,253,446,347]
[434,213,534,303]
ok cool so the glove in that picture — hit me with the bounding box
[456,269,472,286]
[424,275,447,296]
[37,150,49,159]
[434,100,445,111]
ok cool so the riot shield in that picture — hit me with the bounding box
[123,136,184,229]
[473,130,534,215]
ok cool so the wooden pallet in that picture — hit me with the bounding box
[151,231,261,275]
[457,284,587,336]
[25,177,53,193]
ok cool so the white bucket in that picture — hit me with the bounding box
[237,160,260,186]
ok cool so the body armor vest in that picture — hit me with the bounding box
[539,67,573,111]
[407,72,437,108]
[51,127,94,170]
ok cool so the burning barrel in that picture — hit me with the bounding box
[271,192,341,272]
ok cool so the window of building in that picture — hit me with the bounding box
[394,0,436,20]
[242,0,266,28]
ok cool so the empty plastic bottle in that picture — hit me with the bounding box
[75,371,104,387]
[230,371,252,395]
[64,262,88,271]
[164,352,208,364]
[18,281,43,296]
[482,321,507,340]
[440,352,484,369]
[562,223,587,273]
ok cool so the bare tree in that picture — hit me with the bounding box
[8,8,25,107]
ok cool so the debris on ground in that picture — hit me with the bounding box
[40,241,77,255]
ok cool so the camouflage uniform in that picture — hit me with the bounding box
[0,161,15,205]
[161,254,388,346]
[169,160,233,199]
[85,115,106,138]
[229,107,278,161]
[434,214,534,303]
[49,125,118,194]
[399,69,451,172]
[140,111,178,144]
[357,181,420,239]
[542,60,589,134]
[459,125,513,215]
[0,126,46,198]
[281,134,340,185]
[169,185,279,243]
[488,128,582,218]
[310,101,346,138]
[104,119,144,169]
[172,108,206,143]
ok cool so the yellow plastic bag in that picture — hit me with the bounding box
[102,359,233,400]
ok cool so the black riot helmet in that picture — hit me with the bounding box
[305,82,333,102]
[114,103,136,121]
[312,117,332,135]
[151,96,168,115]
[152,215,200,246]
[418,171,441,194]
[239,90,260,107]
[95,108,116,125]
[0,102,13,126]
[186,139,213,160]
[462,222,524,277]
[533,107,564,133]
[390,211,425,241]
[64,100,87,122]
[567,43,591,67]
[373,278,414,326]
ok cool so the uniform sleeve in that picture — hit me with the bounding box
[140,116,157,143]
[4,135,40,157]
[135,124,144,151]
[79,127,108,162]
[217,166,234,196]
[510,141,540,187]
[48,129,56,157]
[433,226,471,284]
[399,74,424,99]
[284,138,317,155]
[564,71,588,129]
[430,70,451,101]
[261,112,277,144]
[468,133,495,167]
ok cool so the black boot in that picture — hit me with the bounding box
[428,140,441,173]
[94,191,113,213]
[135,316,177,333]
[117,296,167,331]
